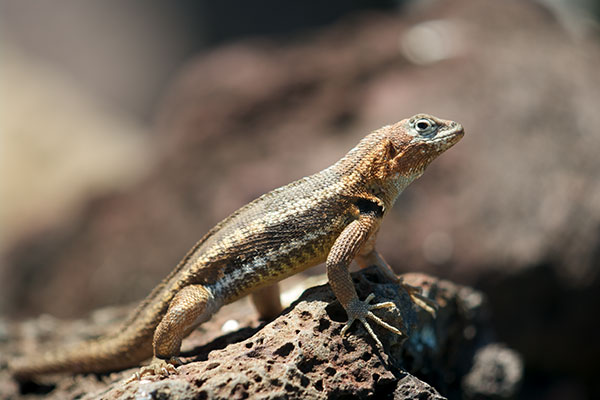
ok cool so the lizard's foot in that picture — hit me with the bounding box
[401,281,438,317]
[341,293,404,348]
[125,357,181,383]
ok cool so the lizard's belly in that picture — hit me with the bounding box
[203,216,347,304]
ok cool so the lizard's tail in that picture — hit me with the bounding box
[10,332,153,380]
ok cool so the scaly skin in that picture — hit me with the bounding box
[10,114,463,380]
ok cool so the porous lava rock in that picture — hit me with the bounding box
[1,268,522,399]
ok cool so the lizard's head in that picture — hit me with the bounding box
[338,114,463,205]
[384,113,464,178]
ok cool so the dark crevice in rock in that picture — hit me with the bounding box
[274,342,295,357]
[18,381,56,396]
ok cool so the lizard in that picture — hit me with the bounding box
[10,113,463,381]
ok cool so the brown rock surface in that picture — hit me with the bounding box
[0,268,521,399]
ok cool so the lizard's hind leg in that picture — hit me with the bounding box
[251,283,283,320]
[131,284,216,381]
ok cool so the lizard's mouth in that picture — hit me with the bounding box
[433,123,464,146]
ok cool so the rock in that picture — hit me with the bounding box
[462,344,522,399]
[1,268,522,399]
[395,375,445,400]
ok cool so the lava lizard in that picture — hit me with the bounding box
[11,113,464,380]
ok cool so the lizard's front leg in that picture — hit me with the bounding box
[129,284,215,381]
[327,212,404,348]
[355,230,398,283]
[356,238,437,316]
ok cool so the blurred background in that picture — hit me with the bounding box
[1,0,599,398]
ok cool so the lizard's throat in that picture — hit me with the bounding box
[387,171,422,206]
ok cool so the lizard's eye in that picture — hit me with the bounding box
[412,118,437,136]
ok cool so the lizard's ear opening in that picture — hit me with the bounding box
[384,140,399,161]
[382,140,405,179]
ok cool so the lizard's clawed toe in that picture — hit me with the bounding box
[125,357,180,383]
[401,282,438,317]
[341,293,405,349]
